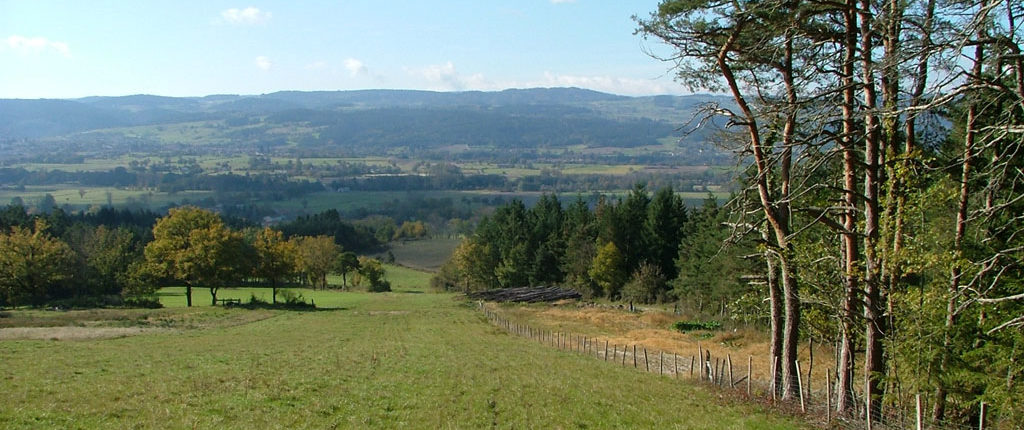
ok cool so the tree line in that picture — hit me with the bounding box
[636,0,1023,426]
[0,205,390,309]
[432,186,752,307]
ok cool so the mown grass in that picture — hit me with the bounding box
[0,284,806,429]
[386,237,462,271]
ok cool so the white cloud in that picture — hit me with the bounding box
[408,61,488,91]
[344,58,368,76]
[4,35,71,57]
[255,56,272,71]
[402,62,672,95]
[221,7,272,25]
[533,72,673,96]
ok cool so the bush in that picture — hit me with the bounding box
[123,296,163,309]
[621,262,667,304]
[48,295,123,309]
[672,320,722,332]
[367,280,391,293]
[236,290,315,310]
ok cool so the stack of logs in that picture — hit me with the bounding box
[467,286,581,303]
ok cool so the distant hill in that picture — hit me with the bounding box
[0,88,734,163]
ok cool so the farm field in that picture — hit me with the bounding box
[0,281,806,429]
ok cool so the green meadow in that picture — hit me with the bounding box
[0,270,805,429]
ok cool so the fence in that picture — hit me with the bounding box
[479,303,994,430]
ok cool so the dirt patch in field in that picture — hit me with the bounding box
[0,326,171,341]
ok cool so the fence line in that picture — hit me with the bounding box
[478,303,990,430]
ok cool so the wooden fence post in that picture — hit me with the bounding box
[771,357,778,401]
[747,356,752,396]
[866,375,873,430]
[633,345,638,368]
[979,401,985,430]
[915,393,922,430]
[827,368,833,425]
[660,351,664,375]
[795,359,806,413]
[807,338,814,399]
[690,356,695,379]
[644,347,649,372]
[674,354,679,379]
[604,341,609,361]
[727,354,734,387]
[697,343,703,380]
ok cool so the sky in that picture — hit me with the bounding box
[0,1,682,99]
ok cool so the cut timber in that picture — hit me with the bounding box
[466,286,582,303]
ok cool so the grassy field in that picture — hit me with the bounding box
[385,238,463,271]
[0,277,806,429]
[0,185,213,209]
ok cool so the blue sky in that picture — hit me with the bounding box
[0,1,680,99]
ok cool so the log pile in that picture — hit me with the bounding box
[467,286,581,303]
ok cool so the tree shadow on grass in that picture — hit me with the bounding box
[225,302,349,312]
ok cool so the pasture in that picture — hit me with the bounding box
[0,279,805,429]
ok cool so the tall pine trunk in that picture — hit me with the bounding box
[836,0,860,413]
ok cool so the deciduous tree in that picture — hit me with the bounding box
[0,219,74,307]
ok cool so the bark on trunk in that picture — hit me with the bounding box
[860,0,887,419]
[836,0,860,413]
[766,239,784,397]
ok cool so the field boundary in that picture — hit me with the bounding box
[478,302,984,430]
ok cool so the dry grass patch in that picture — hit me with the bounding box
[0,326,168,341]
[487,302,836,385]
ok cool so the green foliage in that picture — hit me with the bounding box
[645,186,686,280]
[621,262,669,304]
[278,209,381,254]
[355,257,390,292]
[292,235,340,290]
[0,219,75,307]
[334,251,359,289]
[590,241,627,299]
[434,187,728,303]
[671,319,722,332]
[673,196,754,315]
[143,206,251,306]
[392,220,428,241]
[251,227,299,302]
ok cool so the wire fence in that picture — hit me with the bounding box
[479,303,995,430]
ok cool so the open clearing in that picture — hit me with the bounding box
[0,282,805,429]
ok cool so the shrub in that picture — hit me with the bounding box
[123,296,163,309]
[672,319,722,332]
[621,262,667,304]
